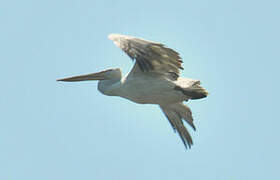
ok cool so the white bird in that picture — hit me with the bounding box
[57,34,208,149]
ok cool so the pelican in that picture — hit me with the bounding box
[57,34,208,149]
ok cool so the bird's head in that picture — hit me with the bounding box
[57,68,121,82]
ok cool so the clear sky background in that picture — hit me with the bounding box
[1,0,279,179]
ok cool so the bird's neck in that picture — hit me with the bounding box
[97,77,122,96]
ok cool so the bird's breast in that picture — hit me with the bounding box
[115,77,185,105]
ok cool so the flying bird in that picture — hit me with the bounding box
[57,34,208,149]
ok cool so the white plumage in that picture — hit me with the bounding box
[57,34,208,149]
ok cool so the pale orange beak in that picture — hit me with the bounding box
[57,71,107,82]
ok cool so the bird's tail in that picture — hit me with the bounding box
[160,103,195,149]
[190,82,208,99]
[175,81,208,100]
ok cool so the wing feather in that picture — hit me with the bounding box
[108,34,183,80]
[160,103,195,149]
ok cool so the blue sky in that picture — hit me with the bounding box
[1,0,279,179]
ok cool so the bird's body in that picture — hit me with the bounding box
[118,75,183,104]
[58,34,208,149]
[99,72,195,105]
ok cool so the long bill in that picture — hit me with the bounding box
[57,71,107,82]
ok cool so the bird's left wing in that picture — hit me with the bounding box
[160,103,195,149]
[108,34,183,80]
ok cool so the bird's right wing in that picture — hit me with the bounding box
[160,103,195,149]
[108,34,184,80]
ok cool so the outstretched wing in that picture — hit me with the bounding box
[160,103,195,149]
[108,34,183,80]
